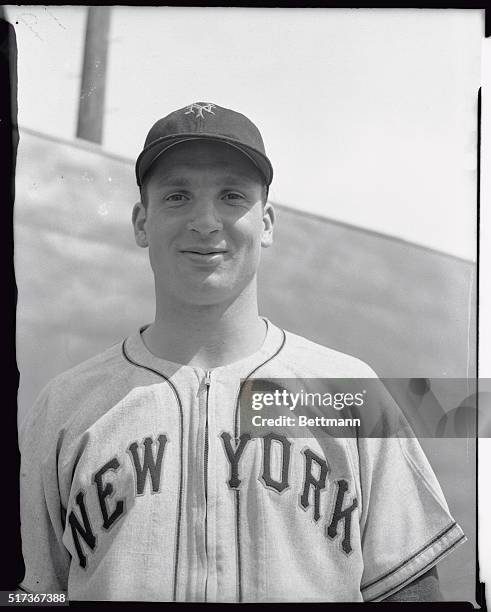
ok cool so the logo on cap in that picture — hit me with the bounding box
[184,102,216,120]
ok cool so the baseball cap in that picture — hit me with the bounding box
[136,102,273,188]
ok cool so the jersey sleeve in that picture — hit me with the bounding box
[357,434,466,601]
[382,566,442,601]
[18,383,70,593]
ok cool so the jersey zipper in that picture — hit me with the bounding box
[203,370,212,601]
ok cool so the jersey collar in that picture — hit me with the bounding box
[123,317,286,379]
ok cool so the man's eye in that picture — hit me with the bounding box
[166,194,187,202]
[223,192,245,202]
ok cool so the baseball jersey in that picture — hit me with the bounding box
[18,319,466,602]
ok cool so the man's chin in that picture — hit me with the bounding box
[157,271,256,307]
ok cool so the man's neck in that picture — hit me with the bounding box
[141,287,267,369]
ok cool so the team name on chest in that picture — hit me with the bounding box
[67,432,358,569]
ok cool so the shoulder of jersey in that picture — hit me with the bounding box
[49,339,128,392]
[20,339,132,437]
[278,327,379,379]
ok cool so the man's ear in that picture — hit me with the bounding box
[132,201,148,248]
[261,201,274,248]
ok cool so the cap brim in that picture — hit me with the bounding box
[136,134,273,187]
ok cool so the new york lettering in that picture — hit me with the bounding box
[68,432,357,568]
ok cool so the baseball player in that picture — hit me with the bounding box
[18,102,466,602]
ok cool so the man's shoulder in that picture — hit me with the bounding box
[277,326,378,378]
[21,339,131,435]
[49,339,127,393]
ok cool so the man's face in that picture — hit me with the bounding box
[132,140,274,307]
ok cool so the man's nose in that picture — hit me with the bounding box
[186,199,223,234]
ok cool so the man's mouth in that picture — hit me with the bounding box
[179,247,228,263]
[180,247,228,255]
